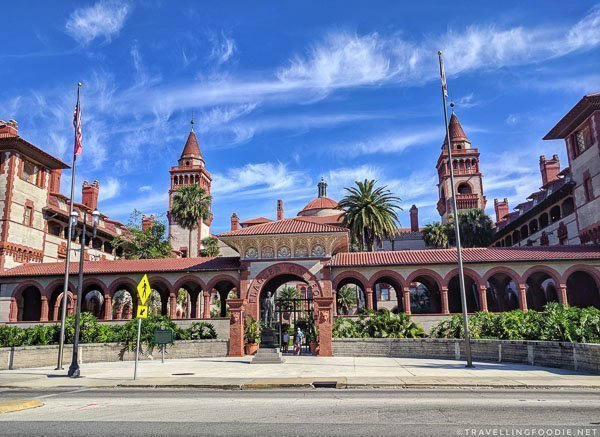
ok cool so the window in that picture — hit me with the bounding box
[584,174,594,202]
[378,287,390,301]
[22,160,38,185]
[571,123,592,158]
[23,206,33,226]
[457,183,472,194]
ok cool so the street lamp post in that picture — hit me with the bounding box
[68,208,100,378]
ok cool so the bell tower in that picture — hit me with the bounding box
[436,112,486,224]
[168,119,213,257]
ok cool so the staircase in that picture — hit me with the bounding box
[251,347,284,364]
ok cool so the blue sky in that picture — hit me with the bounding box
[1,1,599,233]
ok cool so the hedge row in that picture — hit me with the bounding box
[0,314,217,348]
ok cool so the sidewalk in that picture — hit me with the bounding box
[1,356,599,390]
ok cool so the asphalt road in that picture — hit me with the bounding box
[1,388,599,436]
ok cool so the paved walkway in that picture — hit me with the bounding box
[1,356,598,390]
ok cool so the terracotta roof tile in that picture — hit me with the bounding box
[327,246,600,267]
[300,197,339,212]
[180,131,202,159]
[294,214,344,225]
[240,217,273,225]
[0,257,240,278]
[219,218,348,237]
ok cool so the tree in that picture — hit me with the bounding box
[200,237,220,257]
[423,222,449,249]
[111,210,173,259]
[278,285,300,300]
[336,285,357,315]
[170,185,212,257]
[338,179,402,252]
[446,208,494,248]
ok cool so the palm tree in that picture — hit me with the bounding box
[200,237,220,257]
[423,222,449,248]
[336,285,357,315]
[338,179,402,252]
[278,285,300,301]
[170,185,212,257]
[447,208,494,248]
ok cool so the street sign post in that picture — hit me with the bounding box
[133,275,150,380]
[154,328,173,363]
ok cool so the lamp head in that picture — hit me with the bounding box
[91,209,100,225]
[70,211,79,225]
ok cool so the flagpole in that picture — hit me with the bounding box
[56,82,82,370]
[437,51,473,367]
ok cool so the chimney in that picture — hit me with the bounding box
[81,180,99,210]
[230,213,240,231]
[539,154,560,186]
[0,119,18,136]
[494,198,509,223]
[409,205,419,232]
[141,214,155,231]
[277,200,284,220]
[49,169,62,193]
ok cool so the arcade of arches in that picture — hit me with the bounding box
[2,246,600,357]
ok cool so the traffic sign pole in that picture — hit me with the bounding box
[134,317,142,380]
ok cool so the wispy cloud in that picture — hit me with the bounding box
[99,177,122,201]
[65,0,131,45]
[209,31,237,65]
[344,128,442,156]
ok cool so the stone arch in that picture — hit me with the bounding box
[522,265,562,311]
[173,275,207,319]
[369,270,405,313]
[562,265,600,309]
[457,181,473,195]
[206,274,239,318]
[108,277,138,319]
[332,270,369,292]
[81,278,108,319]
[148,276,173,316]
[45,279,77,321]
[12,281,45,322]
[484,267,519,312]
[247,263,323,320]
[444,268,483,313]
[406,269,443,314]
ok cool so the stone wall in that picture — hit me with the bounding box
[333,338,600,374]
[0,339,228,370]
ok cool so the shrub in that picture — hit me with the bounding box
[0,325,26,347]
[119,314,181,356]
[64,313,101,344]
[187,322,217,340]
[430,303,600,343]
[244,316,260,344]
[23,324,60,346]
[333,311,425,339]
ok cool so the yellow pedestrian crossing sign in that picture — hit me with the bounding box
[137,274,151,305]
[137,305,148,319]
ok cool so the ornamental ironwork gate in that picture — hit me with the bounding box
[273,297,315,353]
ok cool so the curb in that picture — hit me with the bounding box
[0,400,44,414]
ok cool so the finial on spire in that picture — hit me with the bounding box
[317,177,327,198]
[190,111,195,132]
[450,100,455,113]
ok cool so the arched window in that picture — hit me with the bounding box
[550,205,561,223]
[529,219,539,235]
[520,225,529,238]
[562,197,575,216]
[457,183,472,195]
[539,213,549,229]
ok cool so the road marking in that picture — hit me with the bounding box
[36,388,90,400]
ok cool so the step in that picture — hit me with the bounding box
[251,347,284,364]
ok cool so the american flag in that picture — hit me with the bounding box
[73,93,82,156]
[440,62,448,98]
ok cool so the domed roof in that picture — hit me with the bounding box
[300,197,339,212]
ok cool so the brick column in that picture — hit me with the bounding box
[40,296,49,322]
[314,296,334,357]
[9,298,17,322]
[440,286,449,315]
[227,298,245,357]
[203,291,211,318]
[365,287,374,310]
[558,284,568,306]
[478,284,488,312]
[403,287,411,315]
[517,284,528,312]
[332,291,337,317]
[169,294,177,319]
[104,295,113,320]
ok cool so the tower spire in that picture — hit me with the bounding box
[190,111,195,132]
[317,177,327,198]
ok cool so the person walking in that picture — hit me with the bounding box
[293,327,304,356]
[282,330,290,353]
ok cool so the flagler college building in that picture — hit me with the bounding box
[0,93,600,358]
